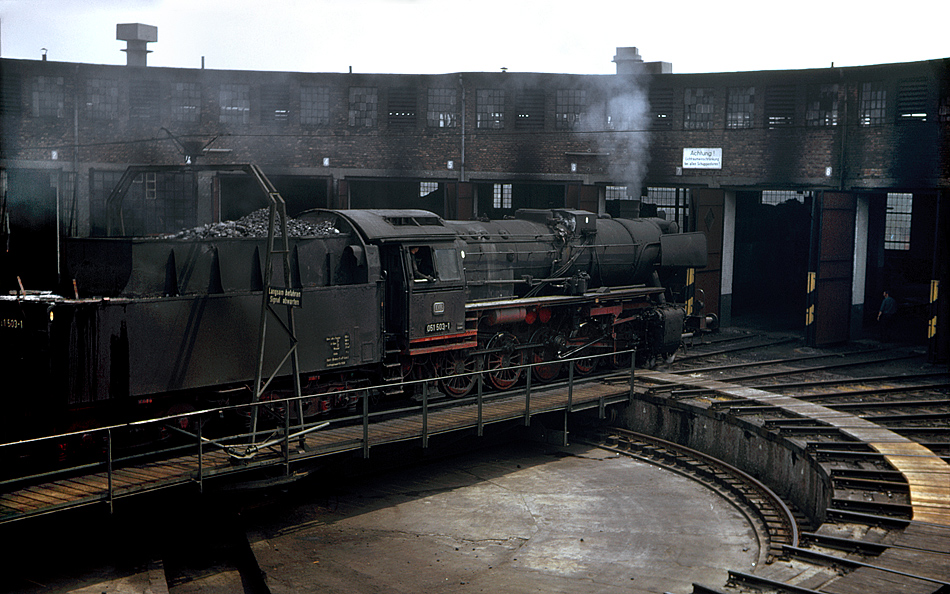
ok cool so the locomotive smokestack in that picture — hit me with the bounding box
[116,23,157,67]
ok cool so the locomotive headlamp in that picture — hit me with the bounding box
[49,310,54,322]
[460,250,466,259]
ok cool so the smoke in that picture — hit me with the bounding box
[590,75,653,198]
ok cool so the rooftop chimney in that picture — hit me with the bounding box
[116,23,157,67]
[613,47,672,76]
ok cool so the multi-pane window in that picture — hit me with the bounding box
[896,78,928,123]
[348,87,378,128]
[859,81,886,126]
[419,182,439,197]
[129,80,160,120]
[806,84,839,126]
[477,89,505,129]
[646,187,691,228]
[726,87,754,129]
[605,186,630,200]
[684,88,714,130]
[31,76,65,118]
[515,89,544,130]
[86,79,118,120]
[300,85,330,126]
[388,88,416,128]
[219,83,250,124]
[426,88,456,128]
[92,171,198,236]
[648,87,674,129]
[260,84,290,126]
[171,82,200,123]
[493,183,512,209]
[555,89,585,130]
[761,190,809,205]
[885,192,913,251]
[765,85,795,128]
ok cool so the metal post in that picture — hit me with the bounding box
[564,362,574,446]
[362,389,370,459]
[567,362,574,413]
[197,415,204,494]
[422,382,429,449]
[107,429,114,515]
[284,396,291,474]
[477,369,484,437]
[629,347,636,405]
[524,365,532,427]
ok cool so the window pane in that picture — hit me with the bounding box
[884,193,912,250]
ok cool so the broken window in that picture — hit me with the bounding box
[219,83,250,124]
[556,89,586,130]
[172,82,200,123]
[805,84,838,127]
[726,86,754,129]
[684,87,714,130]
[477,89,505,129]
[426,88,457,128]
[859,81,886,126]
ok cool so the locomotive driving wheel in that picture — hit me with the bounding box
[484,332,523,390]
[573,354,598,376]
[530,328,563,383]
[435,351,477,397]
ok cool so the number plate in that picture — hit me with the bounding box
[425,321,452,334]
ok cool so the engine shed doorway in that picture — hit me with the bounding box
[732,191,812,331]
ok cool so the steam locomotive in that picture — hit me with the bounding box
[0,206,708,439]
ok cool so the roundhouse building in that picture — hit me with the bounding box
[1,30,947,361]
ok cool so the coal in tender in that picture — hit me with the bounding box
[165,208,339,239]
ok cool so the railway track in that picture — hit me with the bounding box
[632,331,950,593]
[580,428,800,565]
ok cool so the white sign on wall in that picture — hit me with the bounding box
[682,148,722,169]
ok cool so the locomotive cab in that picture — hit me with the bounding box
[397,242,469,352]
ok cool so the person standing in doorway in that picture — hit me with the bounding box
[877,290,897,341]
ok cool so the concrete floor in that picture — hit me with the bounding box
[239,442,759,594]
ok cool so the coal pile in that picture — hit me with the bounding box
[165,208,339,239]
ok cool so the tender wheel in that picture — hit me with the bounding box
[530,328,563,382]
[485,332,523,390]
[435,351,477,397]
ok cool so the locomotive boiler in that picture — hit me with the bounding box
[0,207,708,439]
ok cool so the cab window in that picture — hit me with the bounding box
[433,248,462,281]
[408,246,435,281]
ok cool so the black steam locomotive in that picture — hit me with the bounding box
[0,206,708,439]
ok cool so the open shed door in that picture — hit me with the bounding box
[693,189,724,322]
[807,192,856,346]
